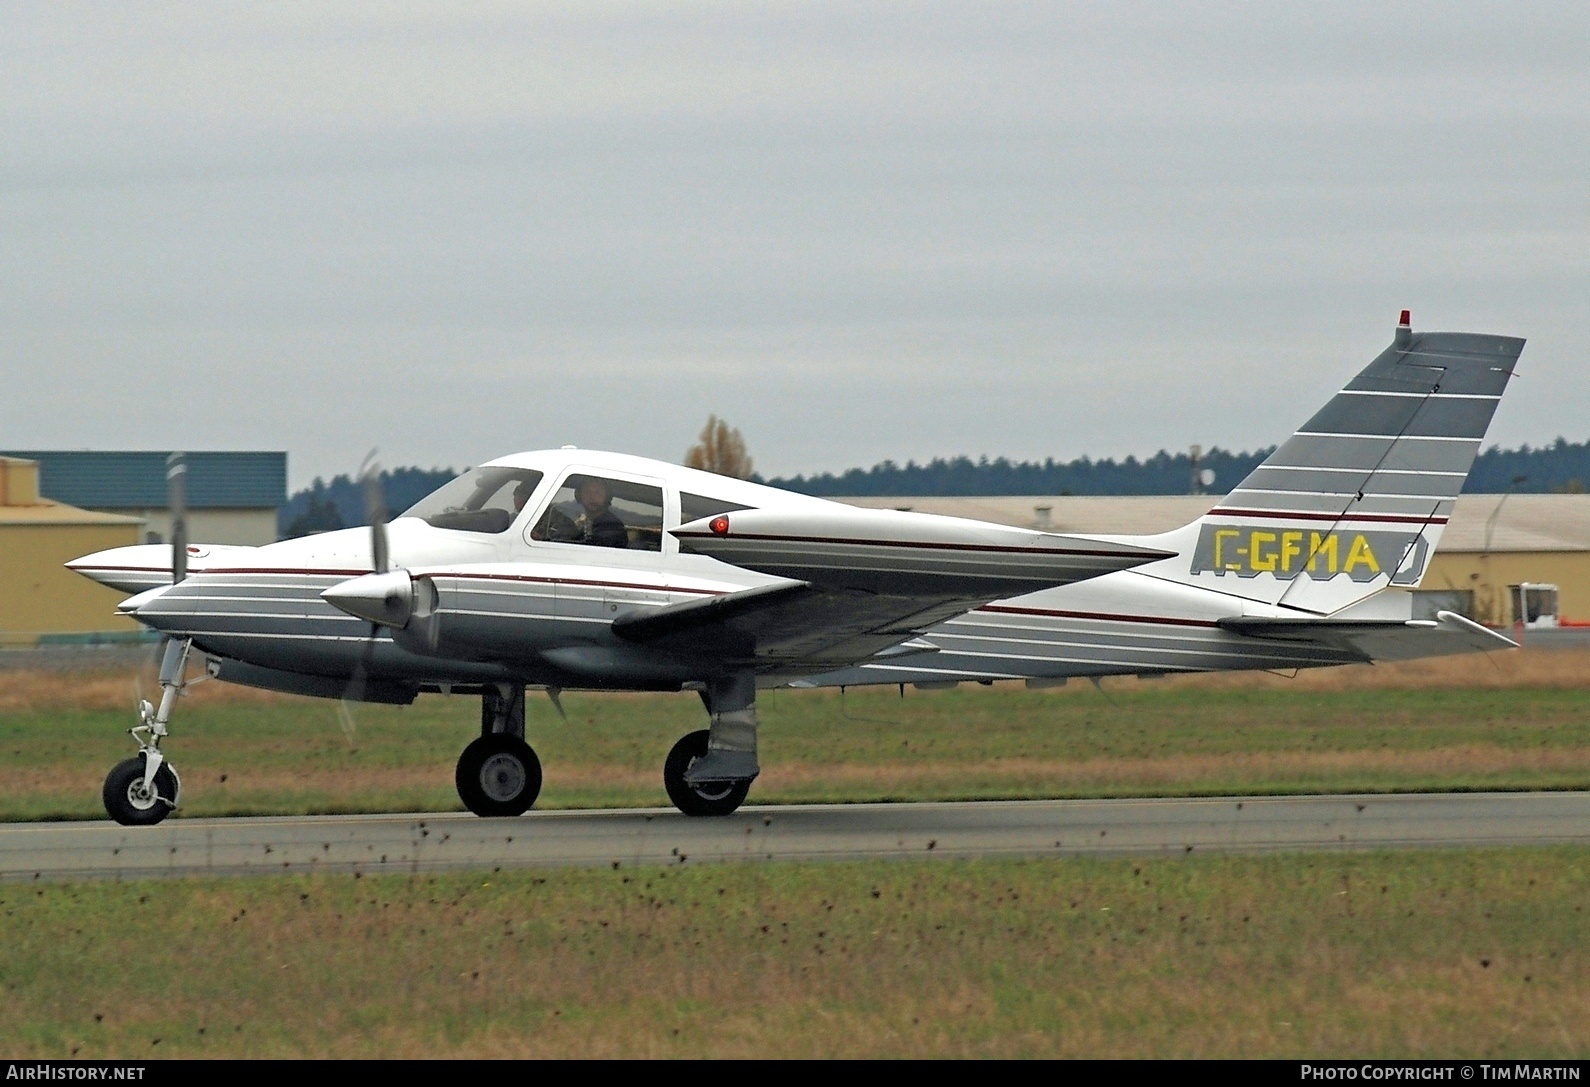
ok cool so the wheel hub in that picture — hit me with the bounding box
[479,752,526,802]
[124,777,158,811]
[688,758,736,801]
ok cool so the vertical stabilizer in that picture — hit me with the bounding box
[1173,315,1524,614]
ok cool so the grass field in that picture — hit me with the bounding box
[2,648,1588,820]
[2,847,1585,1058]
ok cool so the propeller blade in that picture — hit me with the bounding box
[166,452,188,583]
[359,450,389,575]
[339,449,395,745]
[336,660,364,749]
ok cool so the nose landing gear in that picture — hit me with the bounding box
[102,638,191,826]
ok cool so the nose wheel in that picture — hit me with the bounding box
[103,754,181,827]
[456,734,542,817]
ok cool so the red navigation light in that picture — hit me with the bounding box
[709,515,730,536]
[1399,309,1411,327]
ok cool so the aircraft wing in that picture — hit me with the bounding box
[1220,609,1516,662]
[670,506,1173,596]
[612,507,1173,672]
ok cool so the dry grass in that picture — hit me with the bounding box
[0,664,282,713]
[3,646,1588,820]
[3,646,1587,715]
[1155,646,1590,692]
[2,848,1586,1058]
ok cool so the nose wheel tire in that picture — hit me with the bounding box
[456,734,542,817]
[103,755,179,827]
[664,729,752,817]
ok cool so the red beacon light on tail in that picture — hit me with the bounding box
[709,515,731,536]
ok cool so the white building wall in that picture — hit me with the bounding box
[102,508,279,547]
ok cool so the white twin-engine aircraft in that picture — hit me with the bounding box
[71,315,1522,826]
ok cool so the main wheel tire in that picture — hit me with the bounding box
[663,729,752,817]
[103,755,178,827]
[456,734,542,817]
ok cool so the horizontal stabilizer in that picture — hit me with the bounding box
[1220,609,1515,662]
[672,506,1173,596]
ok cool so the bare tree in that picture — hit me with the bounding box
[684,415,754,479]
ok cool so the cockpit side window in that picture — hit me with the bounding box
[679,493,754,523]
[531,474,665,551]
[401,468,545,534]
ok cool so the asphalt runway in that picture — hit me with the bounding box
[2,791,1587,882]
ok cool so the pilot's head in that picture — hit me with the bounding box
[575,478,611,514]
[512,480,536,512]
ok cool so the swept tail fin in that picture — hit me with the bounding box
[1167,314,1524,614]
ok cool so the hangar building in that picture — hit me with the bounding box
[0,450,287,546]
[840,494,1590,628]
[0,457,144,646]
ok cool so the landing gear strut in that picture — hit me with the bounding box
[103,638,190,826]
[663,673,758,817]
[456,684,542,817]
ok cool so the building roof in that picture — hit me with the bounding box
[1437,494,1590,553]
[838,494,1590,553]
[0,500,144,527]
[0,457,143,527]
[0,451,286,510]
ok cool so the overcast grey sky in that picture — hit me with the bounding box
[3,2,1586,488]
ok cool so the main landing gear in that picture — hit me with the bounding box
[103,638,190,826]
[662,673,759,817]
[451,674,760,820]
[456,684,542,817]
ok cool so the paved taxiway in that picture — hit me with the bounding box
[2,792,1586,881]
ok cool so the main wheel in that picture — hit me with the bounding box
[663,729,751,817]
[103,755,179,827]
[456,734,542,817]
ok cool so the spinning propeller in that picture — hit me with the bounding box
[336,452,391,745]
[133,453,193,720]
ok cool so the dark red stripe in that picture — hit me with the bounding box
[977,604,1221,628]
[674,530,1161,559]
[1213,508,1448,526]
[201,566,373,576]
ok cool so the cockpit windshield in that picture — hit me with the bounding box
[401,467,545,534]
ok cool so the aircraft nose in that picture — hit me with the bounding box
[65,544,174,593]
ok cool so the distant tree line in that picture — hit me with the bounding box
[765,447,1275,498]
[279,437,1590,537]
[281,466,461,538]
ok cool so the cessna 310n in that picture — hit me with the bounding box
[70,314,1523,826]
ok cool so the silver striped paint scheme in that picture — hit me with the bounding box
[1216,331,1523,522]
[127,560,1356,692]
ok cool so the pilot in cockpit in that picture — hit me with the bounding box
[573,478,628,548]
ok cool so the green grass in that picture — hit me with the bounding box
[3,680,1590,820]
[2,848,1586,1057]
